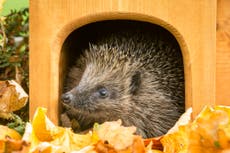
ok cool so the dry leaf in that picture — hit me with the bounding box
[0,125,21,140]
[22,107,146,153]
[0,125,30,153]
[0,80,28,119]
[94,120,136,150]
[26,107,98,153]
[5,105,230,153]
[161,105,230,153]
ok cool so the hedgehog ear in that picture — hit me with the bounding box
[129,71,141,95]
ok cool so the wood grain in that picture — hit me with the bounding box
[30,0,216,123]
[216,0,230,106]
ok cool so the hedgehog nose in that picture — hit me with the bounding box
[61,93,73,103]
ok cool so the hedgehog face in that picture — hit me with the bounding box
[62,84,118,112]
[61,63,142,117]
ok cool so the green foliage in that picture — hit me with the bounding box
[7,114,26,135]
[0,8,29,92]
[0,8,29,127]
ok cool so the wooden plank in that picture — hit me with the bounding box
[30,0,216,123]
[216,0,230,105]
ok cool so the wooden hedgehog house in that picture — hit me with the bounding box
[30,0,228,124]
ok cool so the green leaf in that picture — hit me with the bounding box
[214,141,221,148]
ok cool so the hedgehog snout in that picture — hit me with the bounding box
[61,92,74,104]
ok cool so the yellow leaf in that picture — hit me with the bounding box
[161,105,230,153]
[94,120,136,150]
[0,125,21,140]
[29,107,98,152]
[32,107,54,141]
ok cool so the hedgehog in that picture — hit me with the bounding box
[61,23,185,138]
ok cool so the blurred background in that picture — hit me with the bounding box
[1,0,28,16]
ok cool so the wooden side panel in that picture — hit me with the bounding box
[216,0,230,105]
[30,0,216,123]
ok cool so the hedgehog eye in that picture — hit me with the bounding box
[97,87,109,98]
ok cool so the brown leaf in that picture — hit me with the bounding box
[0,80,28,117]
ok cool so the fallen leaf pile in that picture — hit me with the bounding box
[161,105,230,153]
[0,105,229,153]
[21,107,146,153]
[1,80,230,152]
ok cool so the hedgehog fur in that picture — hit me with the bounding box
[61,24,185,138]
